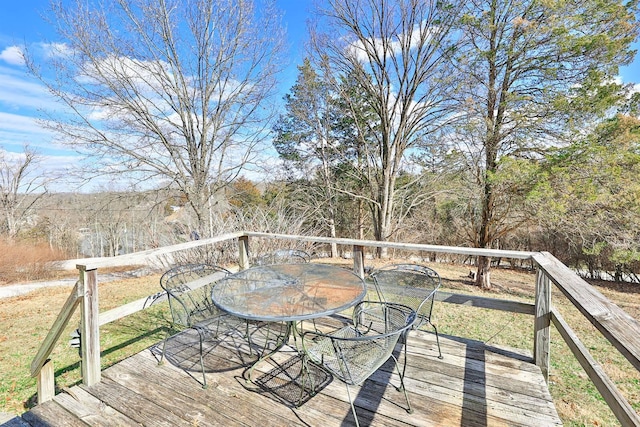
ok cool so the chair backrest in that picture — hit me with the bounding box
[302,301,414,385]
[159,264,231,327]
[254,249,311,265]
[369,264,441,329]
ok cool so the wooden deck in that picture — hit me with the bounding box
[13,326,562,427]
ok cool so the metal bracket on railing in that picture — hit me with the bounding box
[69,328,81,357]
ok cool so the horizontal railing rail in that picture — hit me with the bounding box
[54,232,246,271]
[436,291,535,315]
[30,232,639,425]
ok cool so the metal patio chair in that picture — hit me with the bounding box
[159,263,288,388]
[369,263,443,359]
[300,301,415,427]
[253,249,311,266]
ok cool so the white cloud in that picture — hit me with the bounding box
[0,45,25,66]
[346,21,439,63]
[615,73,640,94]
[39,42,74,59]
[0,111,50,137]
[0,112,70,155]
[0,147,27,162]
[0,65,58,111]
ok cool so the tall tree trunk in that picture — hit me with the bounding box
[328,217,338,257]
[357,199,365,240]
[476,255,492,289]
[374,192,394,258]
[376,165,395,258]
[475,20,501,290]
[475,176,495,289]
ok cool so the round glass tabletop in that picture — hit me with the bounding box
[211,263,367,322]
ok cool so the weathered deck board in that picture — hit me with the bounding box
[13,329,562,426]
[51,386,139,427]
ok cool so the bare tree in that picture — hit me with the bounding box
[27,0,286,236]
[310,0,462,256]
[0,146,48,238]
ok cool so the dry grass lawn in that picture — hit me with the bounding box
[0,239,72,285]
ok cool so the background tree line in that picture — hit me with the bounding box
[271,0,639,288]
[0,0,638,288]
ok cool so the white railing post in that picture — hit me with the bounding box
[353,245,365,279]
[36,359,55,403]
[534,268,551,381]
[79,266,101,386]
[238,235,250,270]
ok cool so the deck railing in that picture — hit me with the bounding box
[30,231,640,426]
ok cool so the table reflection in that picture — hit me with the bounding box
[211,263,367,322]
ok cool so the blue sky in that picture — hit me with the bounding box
[0,1,638,191]
[0,1,313,189]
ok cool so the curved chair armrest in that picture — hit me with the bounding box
[351,300,415,334]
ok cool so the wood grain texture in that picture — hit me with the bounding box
[18,326,562,426]
[30,283,81,377]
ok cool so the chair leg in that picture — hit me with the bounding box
[196,327,208,389]
[244,321,255,356]
[391,352,413,414]
[399,331,409,381]
[158,329,170,366]
[345,384,361,427]
[431,322,443,359]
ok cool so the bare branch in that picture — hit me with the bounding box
[26,0,286,235]
[0,146,49,238]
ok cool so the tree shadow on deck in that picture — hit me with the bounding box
[149,326,261,376]
[462,343,487,427]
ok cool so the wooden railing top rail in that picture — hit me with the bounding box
[53,231,535,272]
[533,252,640,372]
[244,231,536,260]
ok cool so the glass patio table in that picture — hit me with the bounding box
[211,263,367,322]
[210,263,367,380]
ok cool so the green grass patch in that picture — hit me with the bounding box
[0,273,170,414]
